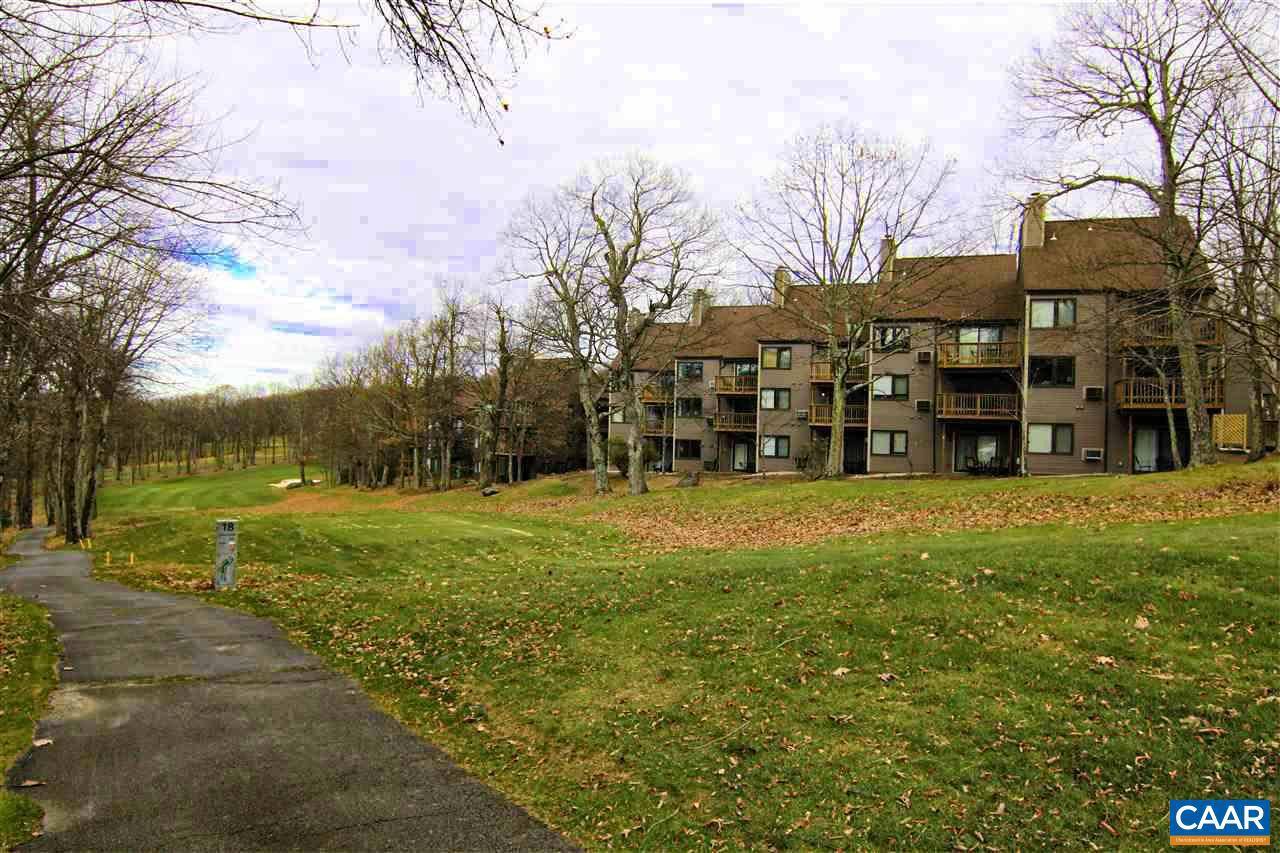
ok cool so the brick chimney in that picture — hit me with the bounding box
[690,289,711,326]
[772,266,791,307]
[1021,193,1047,249]
[878,235,897,283]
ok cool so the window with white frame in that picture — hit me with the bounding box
[870,430,908,456]
[875,325,910,351]
[872,374,909,400]
[1030,298,1076,329]
[1027,423,1073,454]
[760,388,791,410]
[761,346,792,369]
[761,435,791,457]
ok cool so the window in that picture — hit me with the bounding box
[875,325,910,351]
[1028,423,1073,454]
[677,361,703,381]
[872,374,910,400]
[1029,356,1076,387]
[762,435,790,458]
[760,388,791,410]
[675,439,702,459]
[610,409,626,423]
[761,346,792,369]
[871,430,908,456]
[958,326,1003,344]
[733,360,758,376]
[675,397,703,418]
[1030,298,1076,329]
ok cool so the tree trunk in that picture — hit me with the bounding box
[624,386,648,496]
[825,347,848,478]
[578,369,609,495]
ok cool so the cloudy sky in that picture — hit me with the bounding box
[159,0,1065,392]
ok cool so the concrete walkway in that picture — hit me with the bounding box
[1,528,575,851]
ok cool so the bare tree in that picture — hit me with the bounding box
[8,0,564,137]
[1010,0,1250,467]
[581,155,720,496]
[505,183,612,494]
[736,125,966,477]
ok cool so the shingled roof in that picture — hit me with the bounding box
[1020,216,1198,292]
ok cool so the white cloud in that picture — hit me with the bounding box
[152,1,1063,392]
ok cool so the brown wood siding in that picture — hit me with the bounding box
[758,343,815,473]
[1024,294,1106,474]
[868,326,935,474]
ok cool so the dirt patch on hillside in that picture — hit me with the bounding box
[582,476,1280,552]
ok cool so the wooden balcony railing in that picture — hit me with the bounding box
[1114,378,1225,409]
[808,404,868,426]
[640,385,674,403]
[936,393,1020,419]
[1119,315,1224,347]
[713,411,757,431]
[937,340,1021,368]
[641,417,673,435]
[809,361,870,383]
[715,375,757,394]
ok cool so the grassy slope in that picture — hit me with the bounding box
[88,464,1280,850]
[0,537,57,851]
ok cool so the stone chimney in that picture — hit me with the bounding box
[690,289,711,327]
[877,235,897,283]
[772,266,791,307]
[1021,193,1047,250]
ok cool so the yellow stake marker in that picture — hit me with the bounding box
[129,553,135,566]
[106,552,111,566]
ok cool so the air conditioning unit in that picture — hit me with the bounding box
[1083,385,1104,402]
[915,399,932,413]
[1081,447,1104,462]
[916,350,933,364]
[797,408,808,420]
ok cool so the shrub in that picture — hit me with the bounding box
[609,436,659,477]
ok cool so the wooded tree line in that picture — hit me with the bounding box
[0,0,557,539]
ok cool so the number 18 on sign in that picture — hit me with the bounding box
[215,519,237,590]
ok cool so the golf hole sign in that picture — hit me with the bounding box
[215,519,237,590]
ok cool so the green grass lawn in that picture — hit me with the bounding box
[0,545,57,850]
[78,463,1280,849]
[95,462,295,514]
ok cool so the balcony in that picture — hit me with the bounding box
[808,404,868,426]
[809,361,870,383]
[936,393,1020,420]
[713,411,757,431]
[937,340,1021,369]
[1114,378,1225,409]
[715,375,757,394]
[641,416,673,436]
[1118,315,1224,347]
[640,385,674,403]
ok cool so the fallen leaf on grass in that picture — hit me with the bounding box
[32,738,52,748]
[878,672,898,683]
[919,552,930,560]
[1134,615,1150,630]
[17,779,45,787]
[1093,655,1117,668]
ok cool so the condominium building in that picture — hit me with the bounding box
[608,202,1258,476]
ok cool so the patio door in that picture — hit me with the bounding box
[958,326,1002,362]
[1133,427,1159,473]
[732,439,752,472]
[954,433,999,472]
